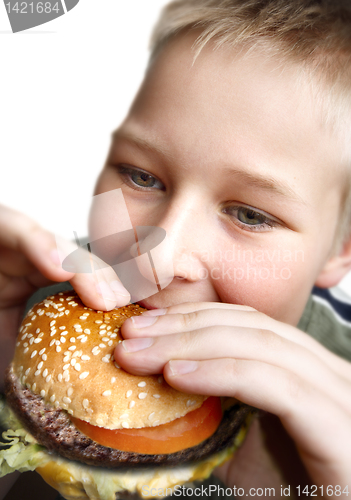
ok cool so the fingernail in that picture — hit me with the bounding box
[142,309,167,317]
[50,249,61,267]
[110,280,130,298]
[169,360,198,376]
[122,337,154,352]
[131,315,157,328]
[95,281,115,301]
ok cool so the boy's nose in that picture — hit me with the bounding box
[152,198,211,283]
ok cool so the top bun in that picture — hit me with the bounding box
[12,292,206,430]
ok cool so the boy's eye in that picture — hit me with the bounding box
[117,165,164,190]
[222,205,278,231]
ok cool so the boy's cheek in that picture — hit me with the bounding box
[212,258,312,326]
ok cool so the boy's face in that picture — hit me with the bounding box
[94,33,346,326]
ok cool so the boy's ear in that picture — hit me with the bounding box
[315,236,351,289]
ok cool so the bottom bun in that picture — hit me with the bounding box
[35,418,252,500]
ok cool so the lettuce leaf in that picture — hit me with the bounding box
[0,397,50,476]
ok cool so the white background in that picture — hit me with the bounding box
[0,0,350,295]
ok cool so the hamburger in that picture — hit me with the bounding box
[0,291,255,500]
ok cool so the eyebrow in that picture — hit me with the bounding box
[112,129,306,205]
[222,167,306,204]
[112,129,174,161]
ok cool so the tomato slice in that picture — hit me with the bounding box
[71,396,222,455]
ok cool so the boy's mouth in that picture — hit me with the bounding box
[136,300,157,310]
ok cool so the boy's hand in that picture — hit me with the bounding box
[115,302,351,491]
[0,204,130,388]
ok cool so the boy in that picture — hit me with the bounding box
[1,0,351,494]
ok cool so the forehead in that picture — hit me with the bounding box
[123,33,345,211]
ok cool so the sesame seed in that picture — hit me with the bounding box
[67,409,74,415]
[65,310,69,315]
[42,354,47,361]
[54,401,60,408]
[40,390,46,397]
[49,340,55,347]
[32,382,37,390]
[63,397,71,404]
[55,340,60,346]
[120,413,129,419]
[114,362,120,369]
[23,342,28,347]
[56,346,61,352]
[67,387,74,396]
[37,361,44,370]
[34,338,42,344]
[63,371,70,382]
[96,417,104,425]
[79,316,87,320]
[102,390,111,397]
[31,350,38,358]
[70,338,76,343]
[60,337,66,343]
[138,392,147,400]
[39,348,46,355]
[99,330,107,336]
[50,321,56,326]
[74,363,81,371]
[99,324,106,329]
[50,395,56,403]
[129,401,135,409]
[126,390,132,398]
[21,333,28,340]
[148,412,155,421]
[68,346,76,351]
[81,355,90,361]
[25,368,31,376]
[36,328,40,334]
[99,344,105,349]
[46,375,51,383]
[153,394,161,399]
[80,336,87,343]
[152,420,160,427]
[108,341,113,346]
[102,337,109,342]
[111,377,116,383]
[138,381,146,388]
[71,358,76,366]
[43,368,48,377]
[121,421,129,428]
[82,399,89,408]
[110,333,117,339]
[29,338,34,345]
[61,331,68,336]
[59,326,65,330]
[95,320,102,324]
[102,355,111,363]
[58,374,63,382]
[63,364,70,370]
[38,332,44,338]
[84,329,90,334]
[107,326,111,331]
[79,371,89,380]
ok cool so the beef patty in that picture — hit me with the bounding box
[4,366,255,468]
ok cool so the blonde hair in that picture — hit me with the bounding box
[150,0,351,252]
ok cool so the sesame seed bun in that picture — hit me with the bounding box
[12,291,206,430]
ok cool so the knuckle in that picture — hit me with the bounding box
[179,311,198,330]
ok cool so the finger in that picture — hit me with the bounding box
[0,205,131,311]
[122,306,351,383]
[0,204,74,283]
[142,302,257,316]
[115,325,351,413]
[163,357,351,483]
